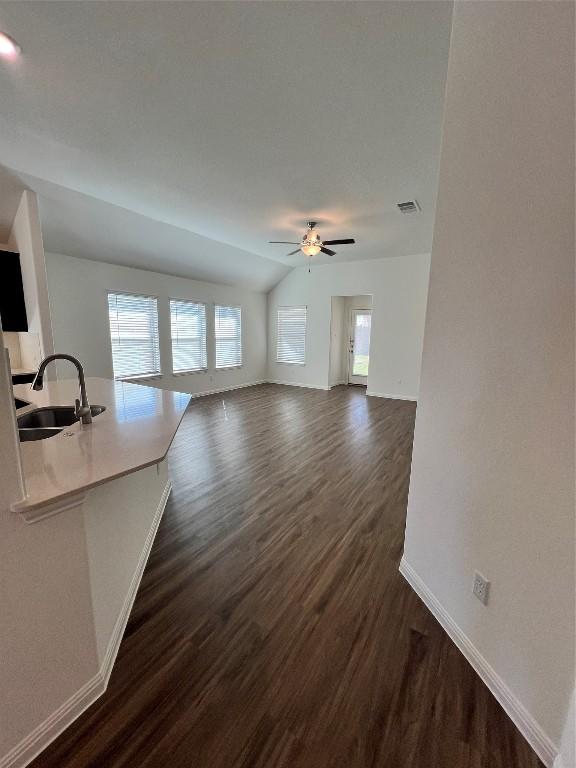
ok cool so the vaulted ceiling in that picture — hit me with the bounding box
[0,1,452,290]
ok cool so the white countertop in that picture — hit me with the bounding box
[12,377,191,515]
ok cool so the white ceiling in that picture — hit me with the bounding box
[0,1,452,290]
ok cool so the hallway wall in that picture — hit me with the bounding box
[403,2,575,763]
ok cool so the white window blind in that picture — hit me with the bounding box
[107,292,160,379]
[277,306,307,364]
[215,305,242,368]
[170,299,207,373]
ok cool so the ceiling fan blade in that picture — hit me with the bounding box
[321,238,355,246]
[320,246,336,257]
[287,248,302,256]
[269,241,300,245]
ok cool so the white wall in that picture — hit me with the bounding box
[0,497,98,760]
[267,255,430,398]
[0,460,170,766]
[83,462,169,664]
[0,340,24,510]
[403,1,574,761]
[45,252,268,395]
[328,296,346,387]
[7,191,54,365]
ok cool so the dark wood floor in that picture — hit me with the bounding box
[32,384,542,768]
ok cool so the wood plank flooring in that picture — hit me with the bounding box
[31,384,543,768]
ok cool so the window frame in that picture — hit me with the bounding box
[214,304,243,370]
[169,297,208,376]
[276,305,307,366]
[107,290,162,381]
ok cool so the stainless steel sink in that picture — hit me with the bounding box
[18,405,106,441]
[19,427,64,442]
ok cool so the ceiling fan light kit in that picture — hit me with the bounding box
[268,221,356,268]
[301,225,322,257]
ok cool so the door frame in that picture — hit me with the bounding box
[347,308,372,386]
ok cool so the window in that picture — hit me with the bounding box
[170,299,207,373]
[277,306,307,364]
[107,292,160,379]
[215,305,242,368]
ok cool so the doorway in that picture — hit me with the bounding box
[328,295,372,389]
[348,309,372,385]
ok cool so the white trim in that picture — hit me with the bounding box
[0,674,105,768]
[399,557,559,768]
[14,491,88,523]
[267,379,330,391]
[553,756,566,768]
[106,288,159,301]
[168,295,207,307]
[1,480,172,768]
[366,390,417,401]
[145,380,417,398]
[191,380,267,398]
[171,368,208,377]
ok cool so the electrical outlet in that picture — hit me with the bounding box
[473,571,490,605]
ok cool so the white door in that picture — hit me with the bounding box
[348,309,372,385]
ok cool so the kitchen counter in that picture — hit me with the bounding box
[12,377,191,518]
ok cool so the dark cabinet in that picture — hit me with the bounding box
[12,373,35,385]
[0,250,28,332]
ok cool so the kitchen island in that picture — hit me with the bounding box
[2,378,191,767]
[12,377,190,520]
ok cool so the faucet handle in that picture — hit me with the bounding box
[75,397,92,424]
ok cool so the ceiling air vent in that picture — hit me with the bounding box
[397,200,421,214]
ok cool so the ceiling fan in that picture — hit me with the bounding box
[269,221,356,259]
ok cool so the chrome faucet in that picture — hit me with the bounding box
[31,354,92,424]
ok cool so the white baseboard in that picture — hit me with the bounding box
[204,380,417,398]
[191,380,267,398]
[399,557,558,768]
[1,480,172,768]
[366,390,417,401]
[0,674,106,768]
[154,380,417,399]
[267,379,330,390]
[195,382,418,399]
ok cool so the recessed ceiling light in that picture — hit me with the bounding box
[0,31,21,60]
